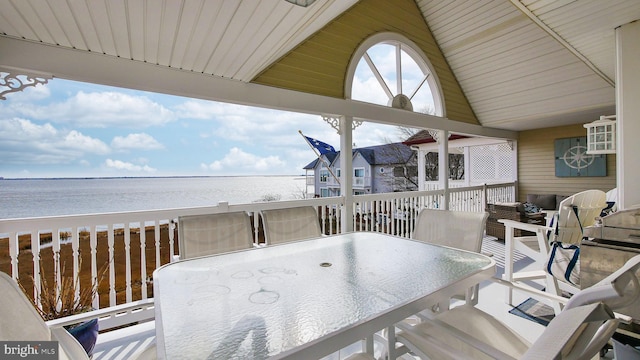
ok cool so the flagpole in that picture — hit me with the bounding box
[299,130,340,185]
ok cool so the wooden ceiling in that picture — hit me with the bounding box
[1,0,639,133]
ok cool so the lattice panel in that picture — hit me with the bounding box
[469,143,515,182]
[472,155,496,179]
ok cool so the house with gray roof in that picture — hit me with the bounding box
[303,143,417,198]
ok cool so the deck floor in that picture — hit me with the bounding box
[91,236,613,359]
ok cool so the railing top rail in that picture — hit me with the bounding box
[0,197,346,234]
[353,189,443,202]
[485,181,517,189]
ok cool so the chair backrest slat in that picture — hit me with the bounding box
[554,190,606,244]
[261,207,322,245]
[412,209,489,252]
[178,212,254,259]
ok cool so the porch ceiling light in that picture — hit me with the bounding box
[583,115,616,154]
[285,0,317,7]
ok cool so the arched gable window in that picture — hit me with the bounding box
[346,33,444,117]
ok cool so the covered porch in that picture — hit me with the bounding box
[2,0,640,358]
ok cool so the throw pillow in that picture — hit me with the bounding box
[523,202,542,214]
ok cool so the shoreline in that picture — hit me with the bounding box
[0,176,309,219]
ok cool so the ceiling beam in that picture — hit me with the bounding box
[0,36,517,139]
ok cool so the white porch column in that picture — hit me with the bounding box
[417,148,426,191]
[438,130,449,210]
[616,21,640,210]
[463,146,471,186]
[340,116,354,232]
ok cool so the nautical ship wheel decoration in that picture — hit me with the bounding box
[562,145,594,170]
[554,137,606,177]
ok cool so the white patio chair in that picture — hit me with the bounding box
[412,209,489,307]
[0,271,90,360]
[499,189,606,313]
[261,206,322,245]
[369,209,489,358]
[413,209,489,252]
[395,302,617,360]
[177,211,254,259]
[350,254,640,360]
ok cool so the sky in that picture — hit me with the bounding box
[0,44,434,178]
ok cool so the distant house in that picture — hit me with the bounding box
[403,129,516,190]
[303,143,417,197]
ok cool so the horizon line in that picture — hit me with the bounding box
[0,174,305,180]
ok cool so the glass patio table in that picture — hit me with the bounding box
[153,232,495,359]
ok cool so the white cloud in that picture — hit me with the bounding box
[1,118,57,140]
[351,74,389,105]
[63,130,110,153]
[0,118,110,164]
[177,99,321,142]
[111,133,164,151]
[104,159,157,173]
[17,91,176,128]
[201,147,286,174]
[368,44,398,77]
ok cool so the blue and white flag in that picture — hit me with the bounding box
[304,135,336,155]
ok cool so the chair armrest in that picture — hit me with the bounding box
[498,219,549,233]
[541,210,558,226]
[491,278,568,304]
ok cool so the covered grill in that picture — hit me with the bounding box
[582,208,640,342]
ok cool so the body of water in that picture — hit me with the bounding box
[0,176,307,219]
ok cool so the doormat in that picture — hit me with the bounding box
[509,298,555,326]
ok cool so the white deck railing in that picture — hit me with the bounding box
[0,182,515,331]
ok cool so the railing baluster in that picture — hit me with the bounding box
[320,205,327,234]
[8,232,18,280]
[124,222,132,303]
[391,199,403,235]
[168,220,175,263]
[90,225,99,309]
[108,224,116,306]
[251,211,260,245]
[375,200,381,233]
[154,222,161,269]
[31,230,40,303]
[139,220,148,299]
[52,228,61,304]
[71,226,80,301]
